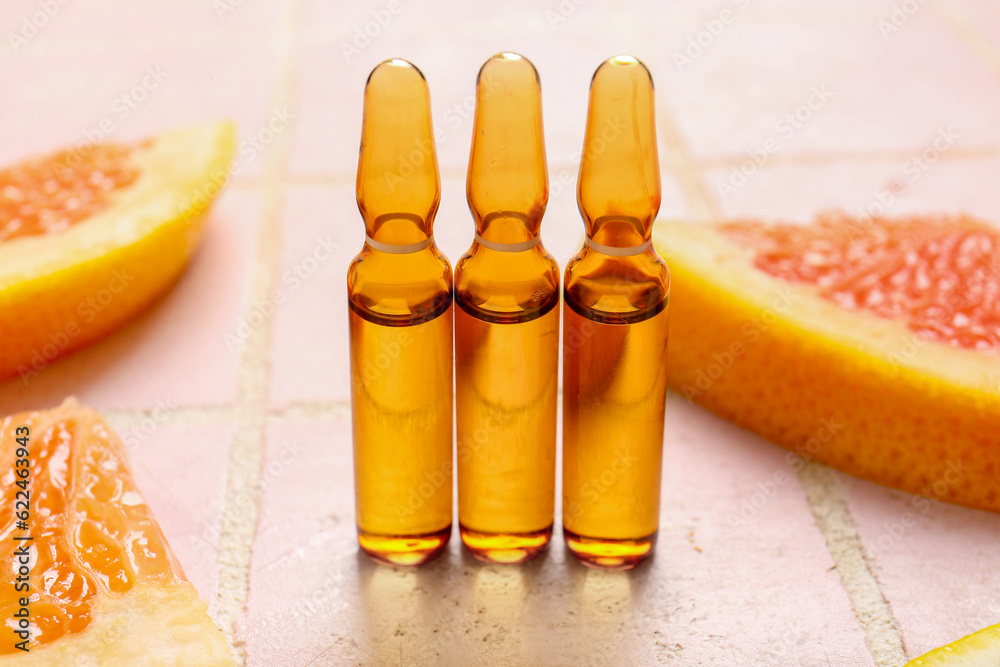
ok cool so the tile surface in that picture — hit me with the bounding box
[2,0,999,664]
[106,418,236,619]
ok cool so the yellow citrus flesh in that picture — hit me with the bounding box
[0,121,236,384]
[654,214,1000,512]
[0,399,233,665]
[905,624,1000,666]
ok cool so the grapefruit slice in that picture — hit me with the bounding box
[905,623,1000,666]
[0,121,236,384]
[654,212,1000,512]
[0,398,233,665]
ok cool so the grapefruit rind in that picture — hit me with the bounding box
[0,121,237,383]
[905,623,1000,666]
[0,584,233,666]
[653,219,1000,511]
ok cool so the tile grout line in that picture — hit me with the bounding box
[96,399,357,430]
[656,101,721,223]
[656,98,908,666]
[690,145,1000,169]
[212,0,301,663]
[240,142,1000,191]
[797,463,907,665]
[103,404,238,427]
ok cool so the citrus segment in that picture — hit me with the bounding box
[905,623,1000,666]
[0,398,232,665]
[0,144,140,243]
[722,213,1000,351]
[0,121,236,384]
[654,214,1000,512]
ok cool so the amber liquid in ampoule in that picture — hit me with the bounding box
[563,56,670,570]
[455,53,559,564]
[349,59,452,566]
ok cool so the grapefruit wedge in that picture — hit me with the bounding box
[654,212,1000,512]
[0,121,236,384]
[905,623,1000,666]
[0,399,233,665]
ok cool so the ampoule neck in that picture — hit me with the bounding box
[585,215,650,249]
[472,210,542,249]
[368,211,433,240]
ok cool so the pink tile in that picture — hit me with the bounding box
[0,185,259,412]
[840,473,1000,659]
[242,403,873,665]
[0,44,282,179]
[288,11,653,177]
[299,0,586,41]
[286,41,359,178]
[943,0,1000,52]
[111,418,234,619]
[702,157,1000,225]
[648,1,1000,159]
[647,396,875,664]
[268,184,357,408]
[1,0,280,48]
[242,416,361,665]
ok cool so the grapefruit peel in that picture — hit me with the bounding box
[0,121,237,384]
[654,213,1000,512]
[905,623,1000,666]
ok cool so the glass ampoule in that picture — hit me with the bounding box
[562,56,670,570]
[348,59,453,566]
[455,53,559,564]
